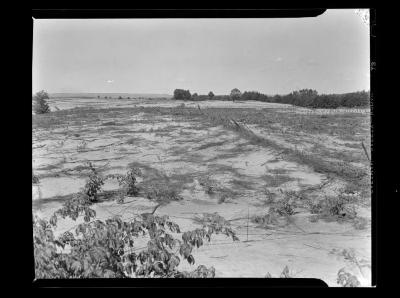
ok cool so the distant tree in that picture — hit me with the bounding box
[118,96,122,99]
[32,90,50,114]
[173,89,192,100]
[105,96,108,99]
[208,91,215,99]
[97,96,100,99]
[127,97,130,99]
[230,88,242,102]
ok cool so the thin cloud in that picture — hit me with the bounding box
[106,80,114,84]
[275,57,283,62]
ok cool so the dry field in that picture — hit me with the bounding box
[32,98,371,285]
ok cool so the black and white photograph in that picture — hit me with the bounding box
[32,9,372,287]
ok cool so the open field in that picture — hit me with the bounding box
[32,98,371,285]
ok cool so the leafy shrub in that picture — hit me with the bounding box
[34,186,238,278]
[82,162,104,202]
[275,200,296,216]
[252,209,280,228]
[107,167,142,203]
[33,90,50,114]
[252,194,297,228]
[146,183,183,204]
[192,213,239,241]
[308,195,357,222]
[274,191,297,216]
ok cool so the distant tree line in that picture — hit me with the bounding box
[271,89,370,108]
[172,88,370,108]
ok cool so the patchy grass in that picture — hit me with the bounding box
[263,174,294,187]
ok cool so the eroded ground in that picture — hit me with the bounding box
[32,99,372,286]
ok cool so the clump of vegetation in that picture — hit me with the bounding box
[257,189,277,206]
[308,195,357,222]
[265,265,294,278]
[192,213,239,241]
[77,140,88,152]
[218,193,229,204]
[336,268,361,287]
[34,172,238,278]
[274,200,296,216]
[146,183,183,204]
[252,209,280,228]
[32,90,50,114]
[198,176,219,195]
[274,191,298,216]
[107,167,142,203]
[32,171,40,184]
[82,162,105,202]
[253,192,297,228]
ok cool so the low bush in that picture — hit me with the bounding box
[308,195,357,222]
[107,167,142,203]
[146,183,183,204]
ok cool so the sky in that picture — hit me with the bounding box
[32,9,370,95]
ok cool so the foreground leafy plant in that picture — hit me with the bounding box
[34,187,239,278]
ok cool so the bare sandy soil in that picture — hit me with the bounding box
[32,98,371,286]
